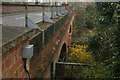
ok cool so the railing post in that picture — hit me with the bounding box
[51,62,56,80]
[57,6,59,16]
[42,30,44,45]
[25,4,28,27]
[59,6,62,14]
[51,6,53,19]
[55,6,57,16]
[42,6,45,23]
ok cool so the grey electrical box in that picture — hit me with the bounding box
[22,45,33,58]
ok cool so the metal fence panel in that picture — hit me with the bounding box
[51,62,90,79]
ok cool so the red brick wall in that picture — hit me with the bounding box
[28,11,75,78]
[2,38,29,78]
[0,55,2,79]
[1,6,75,79]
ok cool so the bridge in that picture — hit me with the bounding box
[1,3,76,79]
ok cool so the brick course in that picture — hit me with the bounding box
[2,38,29,78]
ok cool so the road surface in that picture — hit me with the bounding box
[2,12,51,27]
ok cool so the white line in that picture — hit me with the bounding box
[16,17,24,20]
[29,14,42,16]
[35,14,42,16]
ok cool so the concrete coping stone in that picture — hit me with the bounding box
[1,26,36,54]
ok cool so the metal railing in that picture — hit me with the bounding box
[51,62,90,79]
[2,3,67,27]
[2,3,50,15]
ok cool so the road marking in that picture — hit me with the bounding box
[16,17,24,20]
[29,14,42,16]
[35,14,42,15]
[16,16,30,20]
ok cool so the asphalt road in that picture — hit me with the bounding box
[2,12,51,27]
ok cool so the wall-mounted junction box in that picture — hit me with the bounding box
[22,45,33,58]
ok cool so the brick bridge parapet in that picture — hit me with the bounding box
[1,4,76,79]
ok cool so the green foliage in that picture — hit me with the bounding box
[70,2,120,78]
[77,2,119,74]
[88,2,120,77]
[79,62,114,78]
[96,2,119,24]
[84,4,96,29]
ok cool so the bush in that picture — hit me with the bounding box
[68,45,93,63]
